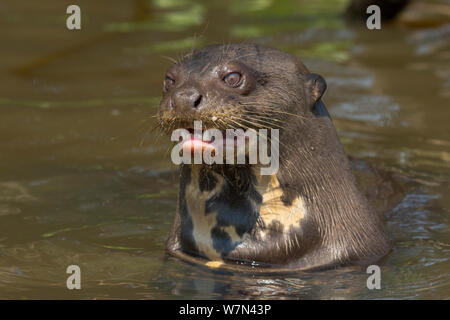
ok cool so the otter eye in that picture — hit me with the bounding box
[163,76,175,92]
[223,72,242,87]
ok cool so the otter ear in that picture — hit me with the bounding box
[305,73,327,103]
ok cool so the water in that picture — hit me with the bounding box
[0,0,449,299]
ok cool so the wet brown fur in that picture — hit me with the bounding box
[158,44,391,272]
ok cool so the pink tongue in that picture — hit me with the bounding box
[182,138,216,152]
[182,136,243,154]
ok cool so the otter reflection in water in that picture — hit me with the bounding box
[157,43,394,272]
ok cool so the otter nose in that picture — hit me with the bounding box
[171,87,203,110]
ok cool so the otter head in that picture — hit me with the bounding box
[157,44,328,148]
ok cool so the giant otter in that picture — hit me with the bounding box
[157,44,391,272]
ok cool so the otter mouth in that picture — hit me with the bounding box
[182,127,217,153]
[181,126,249,154]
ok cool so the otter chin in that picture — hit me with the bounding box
[157,43,391,273]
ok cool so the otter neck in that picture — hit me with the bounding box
[177,115,389,264]
[274,114,390,262]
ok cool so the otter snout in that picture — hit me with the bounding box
[171,86,204,111]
